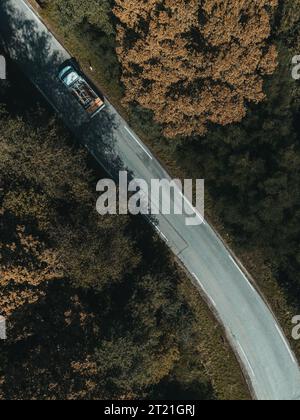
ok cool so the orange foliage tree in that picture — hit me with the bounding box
[0,225,63,317]
[114,0,278,138]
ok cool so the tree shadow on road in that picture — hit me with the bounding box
[0,0,122,173]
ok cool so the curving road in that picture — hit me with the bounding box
[1,0,300,400]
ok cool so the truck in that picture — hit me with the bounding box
[58,60,105,118]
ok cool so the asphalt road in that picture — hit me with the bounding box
[1,0,300,400]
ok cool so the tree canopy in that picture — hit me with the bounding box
[114,0,278,138]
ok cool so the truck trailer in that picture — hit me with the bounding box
[58,60,105,118]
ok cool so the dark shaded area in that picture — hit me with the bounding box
[0,0,123,177]
[151,379,215,401]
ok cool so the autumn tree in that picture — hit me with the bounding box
[0,114,140,291]
[0,225,63,317]
[114,0,278,138]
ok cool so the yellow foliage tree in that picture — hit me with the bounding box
[0,225,63,317]
[114,0,278,138]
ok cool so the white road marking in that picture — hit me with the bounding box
[160,232,168,242]
[229,255,256,293]
[153,185,206,226]
[192,272,200,282]
[123,128,205,225]
[22,0,34,13]
[181,193,206,225]
[248,283,256,293]
[229,255,245,277]
[237,341,255,377]
[226,266,294,368]
[209,297,217,309]
[154,225,168,242]
[229,252,295,380]
[192,273,216,308]
[275,324,298,364]
[124,126,153,160]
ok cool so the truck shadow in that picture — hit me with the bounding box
[0,0,122,176]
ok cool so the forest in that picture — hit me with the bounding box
[0,49,248,399]
[1,0,300,400]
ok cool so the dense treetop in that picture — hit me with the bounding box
[114,0,278,138]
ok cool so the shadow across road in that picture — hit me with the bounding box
[0,0,121,172]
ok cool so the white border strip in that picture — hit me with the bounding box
[237,341,255,378]
[275,324,297,364]
[229,255,256,293]
[154,225,168,242]
[192,273,216,308]
[124,126,153,160]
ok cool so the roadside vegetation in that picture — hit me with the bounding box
[0,53,249,399]
[114,0,278,138]
[35,0,300,363]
